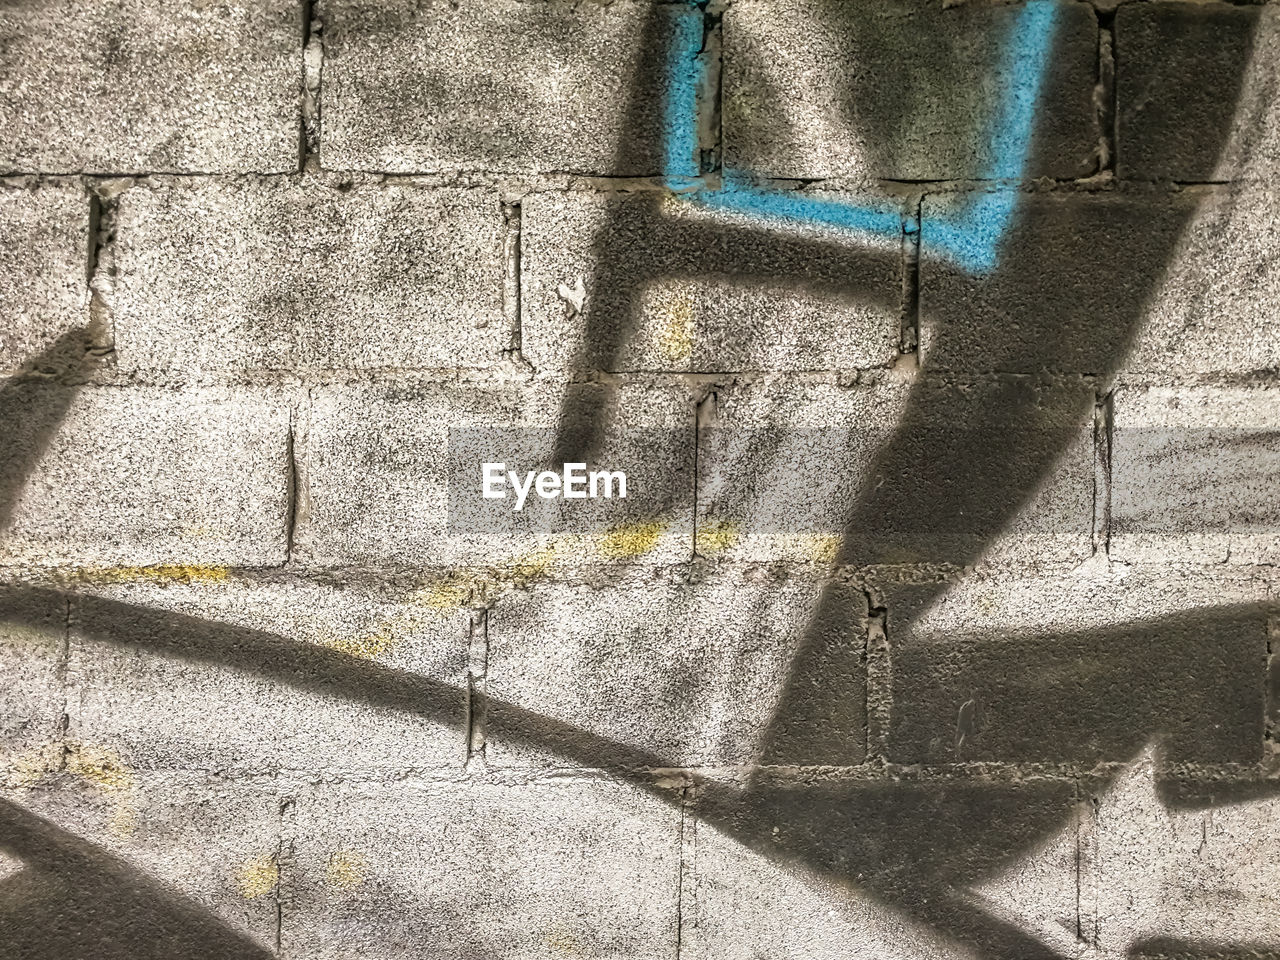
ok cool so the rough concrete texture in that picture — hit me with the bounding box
[0,592,65,758]
[696,378,911,564]
[1121,186,1280,377]
[723,0,1097,182]
[297,379,696,568]
[684,819,977,960]
[1111,385,1280,565]
[0,181,90,374]
[521,190,905,374]
[883,563,1270,765]
[486,574,861,768]
[1,773,281,954]
[691,776,1079,959]
[1118,2,1280,182]
[286,778,680,959]
[0,387,290,567]
[696,376,1093,567]
[323,0,694,175]
[1,1,1279,958]
[918,191,1201,375]
[112,179,508,377]
[978,748,1280,959]
[0,1,298,173]
[65,578,469,775]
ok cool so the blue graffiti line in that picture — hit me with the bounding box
[661,1,1061,274]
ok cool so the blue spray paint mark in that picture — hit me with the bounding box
[661,1,1061,274]
[662,5,705,184]
[690,177,904,239]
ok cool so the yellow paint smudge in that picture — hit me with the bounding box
[598,520,667,559]
[504,542,565,587]
[235,854,279,899]
[794,533,840,566]
[326,848,368,890]
[409,539,583,610]
[320,629,397,662]
[417,573,479,610]
[80,565,230,585]
[544,930,582,956]
[6,740,64,788]
[7,740,139,835]
[696,519,740,556]
[64,742,135,794]
[657,290,695,365]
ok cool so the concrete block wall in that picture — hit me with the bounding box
[1,2,1278,958]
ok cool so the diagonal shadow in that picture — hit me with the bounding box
[0,4,1266,959]
[0,327,98,530]
[2,585,1274,959]
[0,797,274,960]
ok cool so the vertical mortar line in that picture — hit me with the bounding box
[698,2,724,176]
[900,194,923,356]
[1073,771,1082,945]
[301,0,324,171]
[693,391,717,559]
[1094,7,1117,175]
[862,586,890,764]
[86,180,120,356]
[58,595,73,766]
[675,782,696,960]
[675,793,686,960]
[275,793,295,954]
[466,608,489,767]
[1094,387,1115,556]
[284,409,298,565]
[502,200,523,358]
[85,188,101,289]
[1264,617,1276,759]
[692,394,699,561]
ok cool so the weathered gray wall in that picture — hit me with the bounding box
[1,1,1279,958]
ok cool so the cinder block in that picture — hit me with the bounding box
[0,589,65,760]
[111,179,507,378]
[1121,187,1280,377]
[723,0,1097,181]
[284,777,680,960]
[981,757,1280,960]
[0,181,90,374]
[919,191,1204,376]
[297,379,696,568]
[689,776,1077,960]
[0,386,290,567]
[883,565,1270,765]
[683,817,966,960]
[1117,2,1278,181]
[65,577,469,775]
[521,191,904,374]
[323,0,692,174]
[696,378,909,565]
[1,773,281,955]
[696,376,1093,567]
[0,1,298,173]
[1112,385,1280,565]
[486,575,865,768]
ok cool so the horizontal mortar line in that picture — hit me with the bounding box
[8,557,1275,580]
[0,562,953,582]
[0,169,301,180]
[1,171,1268,196]
[42,370,1114,389]
[30,760,1266,789]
